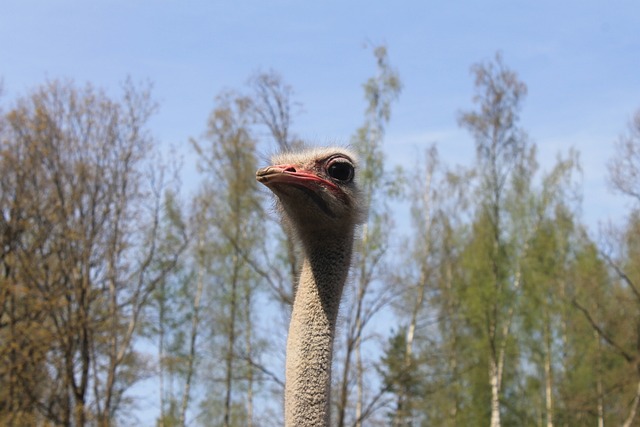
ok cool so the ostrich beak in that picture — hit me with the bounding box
[256,165,343,218]
[256,165,339,193]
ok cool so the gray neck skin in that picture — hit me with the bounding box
[285,229,354,427]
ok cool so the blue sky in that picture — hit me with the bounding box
[3,1,639,227]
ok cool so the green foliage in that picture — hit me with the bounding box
[379,329,424,426]
[352,44,402,204]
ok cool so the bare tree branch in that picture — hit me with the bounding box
[572,298,634,363]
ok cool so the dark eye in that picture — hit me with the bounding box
[327,159,354,182]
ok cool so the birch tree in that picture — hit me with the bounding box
[518,161,580,427]
[576,108,640,426]
[334,44,402,427]
[248,70,303,307]
[191,91,267,427]
[457,53,531,427]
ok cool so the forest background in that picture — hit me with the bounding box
[2,1,640,426]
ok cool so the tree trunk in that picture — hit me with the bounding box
[622,378,640,427]
[158,280,167,422]
[355,336,363,427]
[544,318,554,427]
[445,261,459,427]
[544,352,554,427]
[489,357,501,427]
[223,254,240,427]
[405,156,433,424]
[337,225,369,427]
[596,330,604,427]
[336,333,354,427]
[179,237,206,427]
[244,284,254,427]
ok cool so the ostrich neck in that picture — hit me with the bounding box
[285,229,354,427]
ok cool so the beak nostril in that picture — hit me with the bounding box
[283,166,296,173]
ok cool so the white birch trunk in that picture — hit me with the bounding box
[355,339,363,427]
[622,379,640,427]
[489,358,501,427]
[544,318,554,427]
[596,330,604,427]
[544,346,554,427]
[179,236,205,427]
[244,288,254,427]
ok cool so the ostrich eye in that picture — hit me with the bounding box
[327,159,354,182]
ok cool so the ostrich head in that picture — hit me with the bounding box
[256,147,365,238]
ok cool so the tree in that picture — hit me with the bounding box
[151,71,306,427]
[248,70,303,152]
[564,238,616,426]
[190,91,267,427]
[609,110,640,201]
[334,44,402,427]
[379,328,424,426]
[574,108,640,426]
[0,80,186,426]
[392,147,478,427]
[382,146,440,427]
[457,52,532,427]
[247,70,305,309]
[518,204,574,426]
[151,190,202,427]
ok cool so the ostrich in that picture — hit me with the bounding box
[256,147,365,426]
